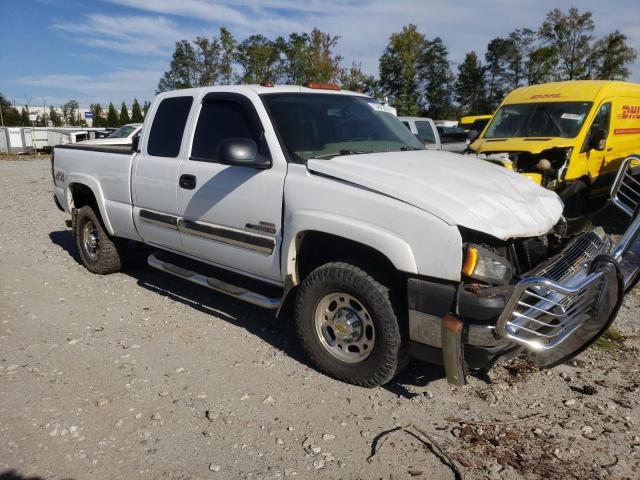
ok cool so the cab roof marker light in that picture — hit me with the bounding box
[303,82,341,91]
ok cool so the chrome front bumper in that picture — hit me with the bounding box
[494,156,640,367]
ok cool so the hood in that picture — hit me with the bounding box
[307,150,563,240]
[470,137,575,154]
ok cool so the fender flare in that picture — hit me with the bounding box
[65,173,115,235]
[280,210,418,285]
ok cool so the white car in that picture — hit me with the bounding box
[51,84,639,388]
[78,123,142,146]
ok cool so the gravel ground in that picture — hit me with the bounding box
[1,159,639,480]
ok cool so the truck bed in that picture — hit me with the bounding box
[53,143,138,241]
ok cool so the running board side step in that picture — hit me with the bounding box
[148,252,281,309]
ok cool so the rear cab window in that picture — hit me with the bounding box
[147,96,194,157]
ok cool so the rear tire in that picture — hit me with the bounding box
[73,205,123,274]
[294,262,407,387]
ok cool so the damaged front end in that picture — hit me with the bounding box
[473,147,573,189]
[408,174,640,385]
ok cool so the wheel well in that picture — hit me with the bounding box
[296,231,401,287]
[70,183,98,211]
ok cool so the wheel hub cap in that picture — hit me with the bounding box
[314,293,375,363]
[82,221,100,261]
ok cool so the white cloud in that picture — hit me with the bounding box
[99,0,639,80]
[17,70,163,105]
[52,14,197,56]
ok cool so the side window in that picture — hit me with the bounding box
[592,102,611,134]
[415,121,436,144]
[191,99,262,162]
[582,102,611,152]
[401,121,411,130]
[147,96,193,157]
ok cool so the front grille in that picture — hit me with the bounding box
[497,228,611,350]
[533,230,610,283]
[498,272,606,350]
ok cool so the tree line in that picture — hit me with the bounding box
[0,94,150,128]
[157,7,636,118]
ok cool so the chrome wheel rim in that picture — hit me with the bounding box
[314,292,375,363]
[82,221,100,261]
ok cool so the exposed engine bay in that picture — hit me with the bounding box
[472,147,573,189]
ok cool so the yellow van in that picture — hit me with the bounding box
[469,80,640,215]
[459,114,493,132]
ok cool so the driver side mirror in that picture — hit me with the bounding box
[131,132,140,152]
[589,127,607,151]
[216,138,270,169]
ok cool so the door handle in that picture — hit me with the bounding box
[179,174,197,190]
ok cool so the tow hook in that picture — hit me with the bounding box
[441,314,466,387]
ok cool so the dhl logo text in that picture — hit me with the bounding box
[618,105,640,120]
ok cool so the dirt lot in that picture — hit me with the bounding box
[1,159,639,480]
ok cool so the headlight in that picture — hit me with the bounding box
[462,244,513,285]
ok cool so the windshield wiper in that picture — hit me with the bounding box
[311,149,373,160]
[400,146,421,151]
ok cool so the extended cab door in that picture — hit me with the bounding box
[132,95,194,250]
[176,92,286,283]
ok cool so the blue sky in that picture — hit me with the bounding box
[1,0,638,108]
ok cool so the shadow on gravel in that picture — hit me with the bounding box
[48,229,310,366]
[0,470,71,480]
[49,229,448,393]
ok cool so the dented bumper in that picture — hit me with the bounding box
[409,213,639,386]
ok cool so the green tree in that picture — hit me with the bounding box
[280,32,311,84]
[119,102,130,125]
[378,24,427,116]
[505,28,536,89]
[90,103,104,128]
[143,101,151,117]
[484,37,511,109]
[157,38,222,92]
[106,102,119,128]
[538,7,595,80]
[131,99,144,123]
[306,28,342,83]
[527,46,558,85]
[0,92,21,126]
[219,27,237,84]
[455,52,488,115]
[193,36,222,85]
[422,37,454,118]
[49,106,63,127]
[588,31,637,80]
[339,62,377,95]
[35,111,48,127]
[235,34,281,83]
[20,107,30,126]
[62,100,79,126]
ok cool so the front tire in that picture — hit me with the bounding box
[295,262,407,387]
[73,205,123,274]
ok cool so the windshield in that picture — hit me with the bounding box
[484,102,592,139]
[261,93,424,161]
[109,125,138,139]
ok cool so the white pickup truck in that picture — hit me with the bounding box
[51,84,640,388]
[399,116,470,153]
